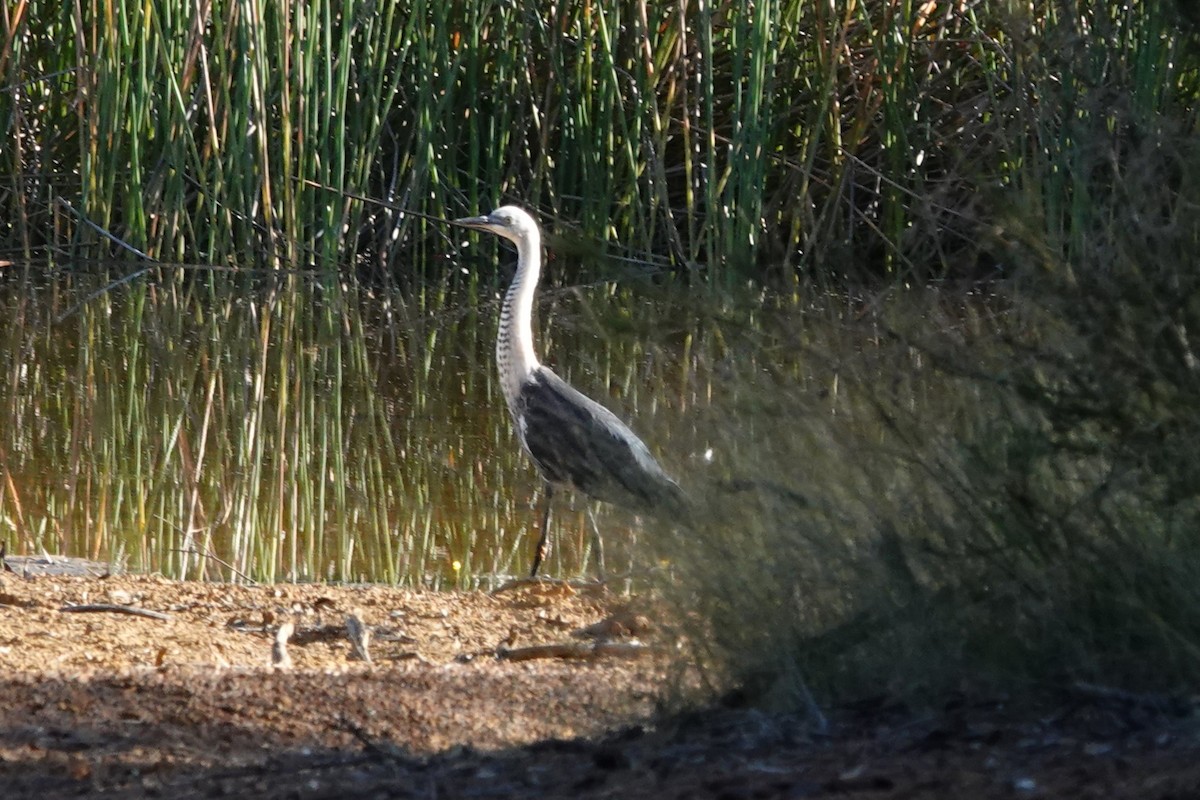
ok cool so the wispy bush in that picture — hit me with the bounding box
[658,19,1200,709]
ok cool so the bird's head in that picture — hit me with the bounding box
[451,205,539,248]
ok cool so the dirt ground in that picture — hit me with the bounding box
[1,559,1198,799]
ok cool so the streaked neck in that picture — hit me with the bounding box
[497,226,542,407]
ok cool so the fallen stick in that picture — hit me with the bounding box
[497,640,649,662]
[59,603,171,621]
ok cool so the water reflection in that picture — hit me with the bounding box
[0,264,733,586]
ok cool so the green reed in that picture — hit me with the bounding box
[4,2,1193,276]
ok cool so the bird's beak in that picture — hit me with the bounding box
[451,215,492,231]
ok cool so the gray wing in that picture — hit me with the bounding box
[515,366,684,513]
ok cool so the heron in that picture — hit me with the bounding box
[452,205,686,578]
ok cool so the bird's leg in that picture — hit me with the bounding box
[585,506,606,582]
[530,483,554,577]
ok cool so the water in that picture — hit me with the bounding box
[0,264,730,586]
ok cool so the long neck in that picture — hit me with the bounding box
[497,227,542,409]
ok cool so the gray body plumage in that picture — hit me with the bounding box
[515,365,683,513]
[452,205,683,576]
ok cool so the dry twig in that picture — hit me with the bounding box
[59,603,171,621]
[497,640,649,662]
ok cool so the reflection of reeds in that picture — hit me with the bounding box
[0,269,707,586]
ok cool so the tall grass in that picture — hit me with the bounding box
[10,1,1175,277]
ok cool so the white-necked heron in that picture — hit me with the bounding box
[452,205,684,577]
